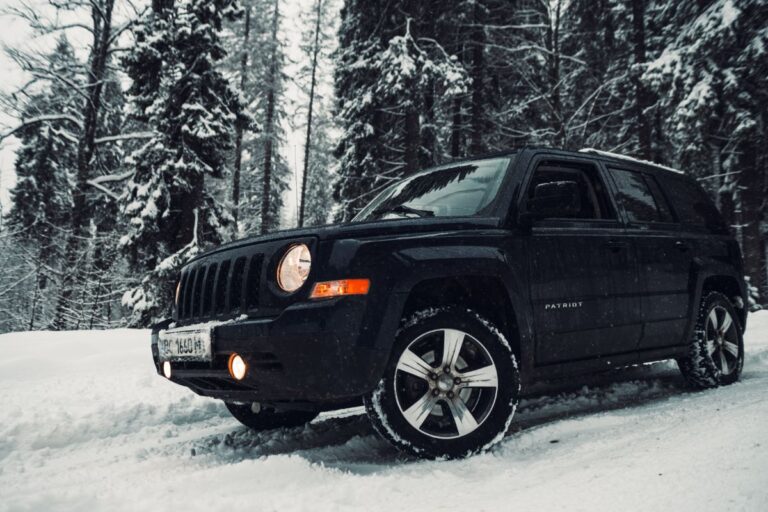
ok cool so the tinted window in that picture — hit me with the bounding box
[644,175,674,222]
[527,162,615,220]
[611,169,670,223]
[658,174,727,232]
[354,157,510,222]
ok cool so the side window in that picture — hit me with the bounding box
[657,174,727,233]
[644,175,674,222]
[526,161,615,220]
[610,168,671,224]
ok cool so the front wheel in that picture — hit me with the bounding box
[225,402,318,431]
[365,308,520,459]
[678,291,744,389]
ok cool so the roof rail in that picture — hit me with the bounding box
[578,148,682,174]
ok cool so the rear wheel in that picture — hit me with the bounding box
[365,308,519,459]
[678,291,744,389]
[225,402,318,431]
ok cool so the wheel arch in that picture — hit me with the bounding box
[690,258,748,333]
[700,274,747,331]
[399,275,523,361]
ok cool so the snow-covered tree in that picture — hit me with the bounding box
[221,0,290,235]
[3,36,81,329]
[334,1,467,220]
[296,0,338,227]
[644,0,768,297]
[120,0,246,326]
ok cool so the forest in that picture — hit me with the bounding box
[0,0,766,333]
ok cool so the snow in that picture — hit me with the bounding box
[3,313,768,511]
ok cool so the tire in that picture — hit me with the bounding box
[364,307,520,459]
[677,291,744,389]
[225,402,319,431]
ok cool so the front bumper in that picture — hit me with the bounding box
[151,295,396,404]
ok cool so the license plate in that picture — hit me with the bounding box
[157,326,213,361]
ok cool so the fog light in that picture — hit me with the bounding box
[162,361,172,379]
[228,353,247,381]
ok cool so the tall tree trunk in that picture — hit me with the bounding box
[450,96,462,157]
[261,0,280,234]
[299,0,322,228]
[739,110,768,300]
[232,5,251,231]
[631,0,652,160]
[28,255,43,330]
[404,108,421,174]
[548,0,565,147]
[468,1,485,154]
[53,0,114,330]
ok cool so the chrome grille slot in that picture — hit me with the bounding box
[214,260,231,314]
[202,263,217,315]
[246,255,263,310]
[230,257,246,313]
[179,269,192,318]
[191,266,206,318]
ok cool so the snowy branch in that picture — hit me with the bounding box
[89,170,133,185]
[0,114,84,142]
[94,132,155,145]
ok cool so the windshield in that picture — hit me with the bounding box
[353,157,511,222]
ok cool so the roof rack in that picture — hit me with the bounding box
[578,148,682,174]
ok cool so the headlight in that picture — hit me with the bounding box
[277,244,311,292]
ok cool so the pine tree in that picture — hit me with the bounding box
[643,0,768,298]
[297,0,339,227]
[221,0,290,235]
[4,36,80,329]
[121,0,246,326]
[333,1,467,221]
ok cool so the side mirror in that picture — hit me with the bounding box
[525,180,581,220]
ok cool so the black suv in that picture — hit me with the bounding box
[152,147,747,459]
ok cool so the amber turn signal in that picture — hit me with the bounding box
[310,279,370,299]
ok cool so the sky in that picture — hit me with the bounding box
[0,0,337,226]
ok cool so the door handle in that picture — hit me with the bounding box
[605,240,627,253]
[675,240,690,252]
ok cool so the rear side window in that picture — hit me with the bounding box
[610,169,672,224]
[657,174,727,233]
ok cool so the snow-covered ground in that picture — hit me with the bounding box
[2,314,768,512]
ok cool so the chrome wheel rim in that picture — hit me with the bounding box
[394,328,498,439]
[705,306,739,376]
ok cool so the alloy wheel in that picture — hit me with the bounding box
[705,306,740,376]
[394,328,499,439]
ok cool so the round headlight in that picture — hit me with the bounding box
[277,244,311,292]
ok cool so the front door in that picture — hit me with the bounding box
[523,156,641,365]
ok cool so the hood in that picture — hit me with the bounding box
[189,217,502,263]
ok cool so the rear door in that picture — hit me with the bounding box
[523,155,641,365]
[606,167,691,349]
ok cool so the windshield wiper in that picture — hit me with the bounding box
[373,204,435,218]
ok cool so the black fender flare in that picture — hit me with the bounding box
[366,244,534,382]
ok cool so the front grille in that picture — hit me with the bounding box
[177,253,264,322]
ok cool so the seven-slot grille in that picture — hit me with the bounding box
[177,254,264,321]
